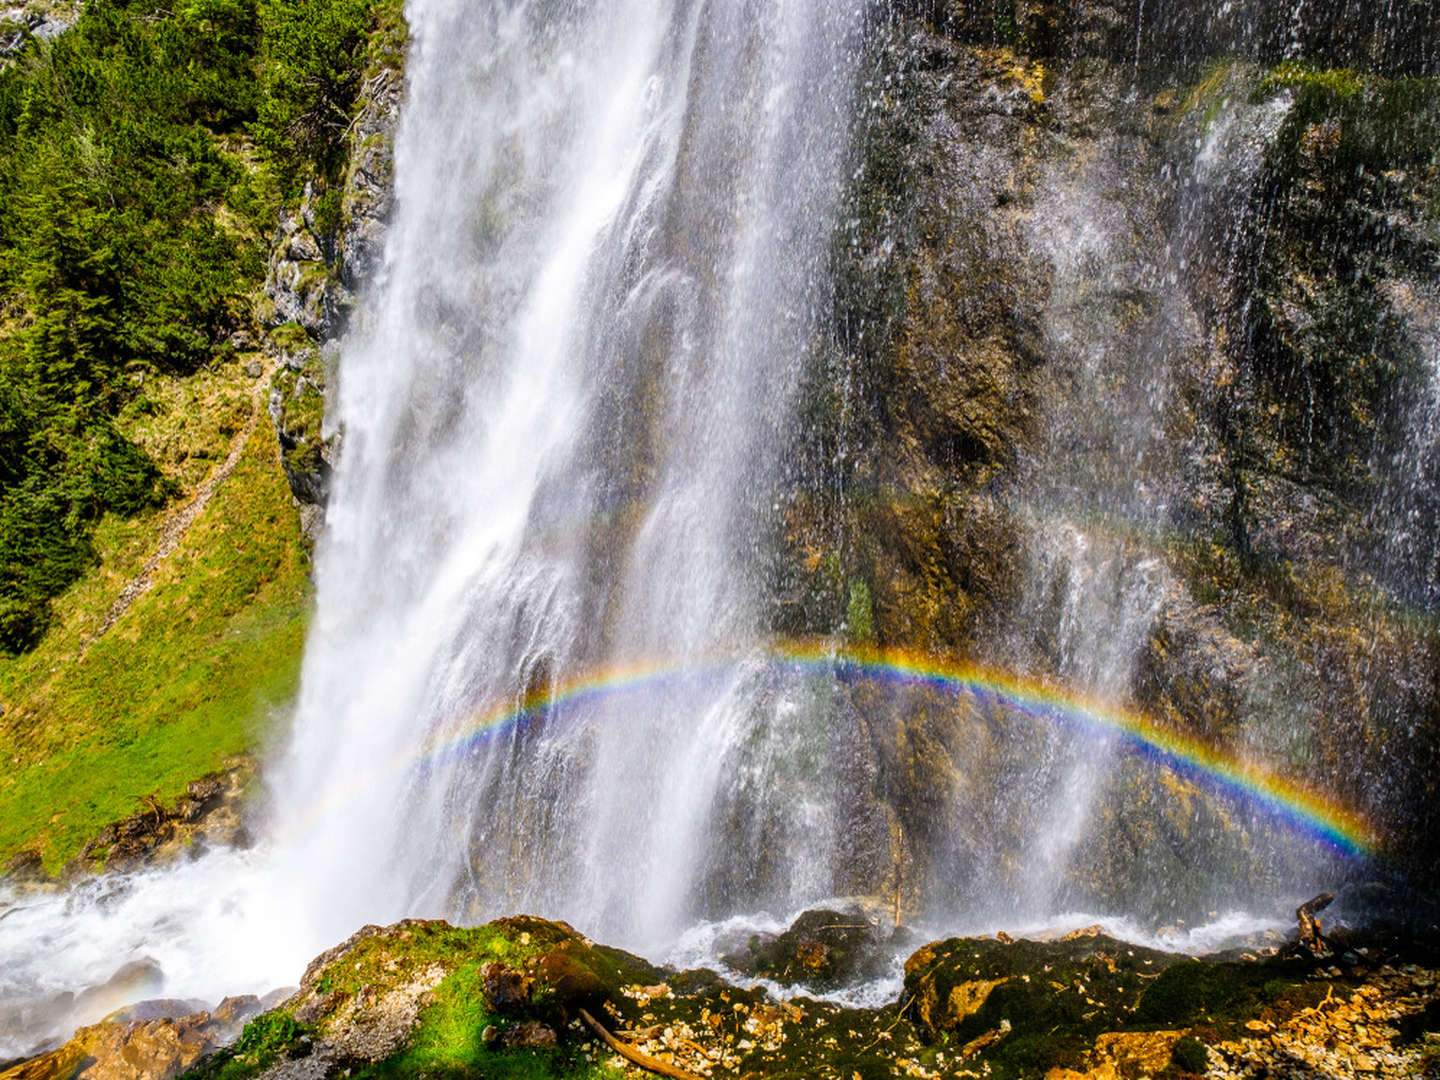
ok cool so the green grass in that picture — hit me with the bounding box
[0,368,310,871]
[356,959,628,1080]
[356,963,624,1080]
[180,1011,312,1080]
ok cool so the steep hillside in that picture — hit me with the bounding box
[0,0,402,872]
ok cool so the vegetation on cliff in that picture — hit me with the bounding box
[0,0,395,654]
[0,0,402,871]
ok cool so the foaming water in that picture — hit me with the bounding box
[0,852,297,1059]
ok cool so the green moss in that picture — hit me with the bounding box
[846,578,875,642]
[287,920,651,1080]
[1134,959,1338,1032]
[903,936,1190,1078]
[1258,62,1365,100]
[357,962,624,1080]
[317,921,550,1001]
[181,1011,312,1080]
[270,320,313,352]
[1171,1034,1208,1073]
[273,361,325,437]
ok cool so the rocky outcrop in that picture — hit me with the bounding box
[267,340,331,537]
[720,907,897,991]
[0,761,255,888]
[0,998,264,1080]
[0,3,76,55]
[901,931,1187,1045]
[262,60,402,532]
[72,764,253,877]
[7,916,1434,1080]
[902,928,1440,1077]
[262,71,401,342]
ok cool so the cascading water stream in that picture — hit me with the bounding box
[266,0,869,953]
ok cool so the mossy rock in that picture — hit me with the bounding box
[1133,955,1342,1034]
[721,908,893,991]
[181,917,660,1080]
[902,933,1187,1074]
[268,346,332,507]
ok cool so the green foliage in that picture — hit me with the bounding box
[0,0,263,650]
[1259,61,1366,100]
[254,0,371,188]
[235,1011,306,1060]
[181,1011,311,1080]
[0,0,396,654]
[846,577,875,642]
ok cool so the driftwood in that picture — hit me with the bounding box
[1295,892,1335,957]
[578,1007,707,1080]
[893,828,906,929]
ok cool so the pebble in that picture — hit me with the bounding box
[1207,965,1440,1080]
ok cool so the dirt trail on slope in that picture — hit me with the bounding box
[83,357,277,653]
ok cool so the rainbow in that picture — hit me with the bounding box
[413,639,1377,857]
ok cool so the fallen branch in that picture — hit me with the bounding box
[1287,892,1335,959]
[578,1008,706,1080]
[860,987,921,1053]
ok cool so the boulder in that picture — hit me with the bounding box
[0,1011,239,1080]
[498,1021,556,1050]
[479,962,532,1013]
[901,933,1183,1044]
[74,764,252,876]
[1,850,47,885]
[722,908,893,990]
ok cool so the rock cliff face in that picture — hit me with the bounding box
[264,67,402,534]
[0,3,74,54]
[774,0,1440,919]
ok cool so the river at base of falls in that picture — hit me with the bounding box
[0,842,1298,1061]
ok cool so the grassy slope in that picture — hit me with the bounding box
[0,353,310,871]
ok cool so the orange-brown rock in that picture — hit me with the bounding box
[0,1013,228,1080]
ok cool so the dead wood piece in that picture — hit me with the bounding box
[1296,893,1336,957]
[960,1018,1012,1059]
[578,1008,706,1080]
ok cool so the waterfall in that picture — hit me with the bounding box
[266,0,868,952]
[4,0,1438,1061]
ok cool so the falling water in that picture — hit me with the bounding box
[266,0,868,952]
